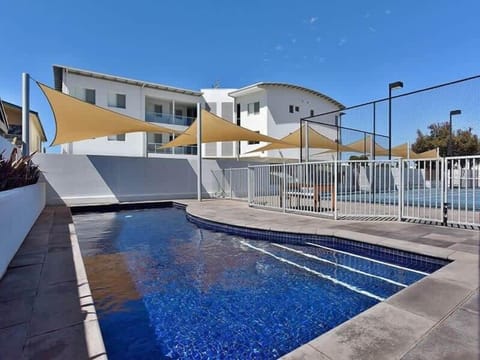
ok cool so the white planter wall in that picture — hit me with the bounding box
[0,183,46,279]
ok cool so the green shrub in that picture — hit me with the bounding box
[0,148,40,191]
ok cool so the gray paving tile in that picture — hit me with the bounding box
[401,309,479,360]
[29,281,97,337]
[8,253,45,268]
[428,259,479,290]
[24,322,91,360]
[309,303,434,360]
[0,264,42,301]
[461,291,479,314]
[0,295,35,329]
[387,277,472,322]
[0,323,28,360]
[448,243,480,254]
[280,344,331,359]
[40,246,77,286]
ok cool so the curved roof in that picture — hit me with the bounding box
[229,82,344,109]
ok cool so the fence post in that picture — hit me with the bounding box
[398,159,403,221]
[247,167,252,205]
[442,157,448,226]
[334,160,338,220]
[229,169,233,199]
[282,163,286,212]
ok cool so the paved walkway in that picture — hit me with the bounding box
[185,200,479,360]
[0,206,106,359]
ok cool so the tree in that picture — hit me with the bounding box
[412,122,480,157]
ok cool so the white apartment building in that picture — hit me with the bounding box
[53,65,343,160]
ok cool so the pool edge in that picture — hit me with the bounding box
[67,208,109,360]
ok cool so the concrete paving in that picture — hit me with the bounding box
[184,199,479,360]
[0,206,106,360]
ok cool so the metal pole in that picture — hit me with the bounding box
[305,122,310,162]
[197,103,202,201]
[299,119,303,162]
[22,73,30,156]
[448,113,452,157]
[336,115,339,160]
[372,102,376,160]
[388,87,392,160]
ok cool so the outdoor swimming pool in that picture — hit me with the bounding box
[74,206,448,359]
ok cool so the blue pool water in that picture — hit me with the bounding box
[74,207,447,359]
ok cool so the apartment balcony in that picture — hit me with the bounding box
[145,112,195,127]
[147,142,197,155]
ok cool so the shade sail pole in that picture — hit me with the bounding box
[197,103,202,201]
[22,73,30,156]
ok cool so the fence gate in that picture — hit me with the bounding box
[401,156,479,227]
[401,158,444,223]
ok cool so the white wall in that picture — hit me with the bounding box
[234,86,342,160]
[235,90,269,155]
[265,87,340,160]
[201,89,237,157]
[0,183,46,279]
[61,71,202,157]
[34,153,258,206]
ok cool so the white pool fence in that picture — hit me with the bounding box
[212,155,480,227]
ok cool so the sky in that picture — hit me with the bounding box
[0,0,478,152]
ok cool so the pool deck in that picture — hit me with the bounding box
[184,199,479,360]
[0,200,478,359]
[0,206,106,359]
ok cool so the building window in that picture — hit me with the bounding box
[85,89,96,105]
[248,131,260,145]
[289,105,294,113]
[295,106,300,112]
[108,93,126,108]
[248,101,260,115]
[107,134,126,141]
[236,103,241,125]
[310,110,314,117]
[154,104,163,114]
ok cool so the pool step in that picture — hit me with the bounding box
[240,240,385,302]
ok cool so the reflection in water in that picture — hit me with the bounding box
[83,253,140,313]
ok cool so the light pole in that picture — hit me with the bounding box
[448,109,461,156]
[336,112,345,160]
[388,81,403,160]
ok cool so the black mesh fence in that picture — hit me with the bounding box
[302,75,480,160]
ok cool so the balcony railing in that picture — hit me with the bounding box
[145,112,195,127]
[147,143,197,155]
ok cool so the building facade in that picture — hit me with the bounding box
[0,100,47,154]
[53,65,343,160]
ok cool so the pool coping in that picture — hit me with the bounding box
[67,209,108,359]
[183,200,479,360]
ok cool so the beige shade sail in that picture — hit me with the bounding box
[38,82,181,146]
[161,109,285,148]
[345,135,389,155]
[411,148,439,159]
[390,143,439,159]
[246,125,355,154]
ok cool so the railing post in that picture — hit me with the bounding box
[247,166,253,205]
[398,159,403,221]
[282,163,286,212]
[230,169,233,199]
[334,160,338,220]
[442,157,448,226]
